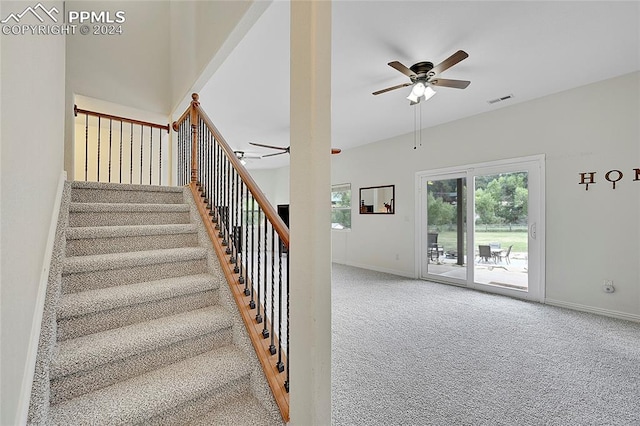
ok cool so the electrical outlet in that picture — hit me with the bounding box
[603,280,615,293]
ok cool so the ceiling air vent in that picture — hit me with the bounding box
[487,94,514,105]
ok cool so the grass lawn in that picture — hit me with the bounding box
[434,230,528,253]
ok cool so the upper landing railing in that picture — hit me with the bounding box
[173,93,290,422]
[74,105,170,185]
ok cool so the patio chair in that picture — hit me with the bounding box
[427,232,444,261]
[496,244,513,264]
[478,245,493,263]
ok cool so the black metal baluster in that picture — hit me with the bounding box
[276,236,284,372]
[84,114,88,181]
[159,128,162,185]
[181,120,186,185]
[230,171,237,264]
[212,135,216,208]
[215,139,221,224]
[211,142,217,224]
[130,123,134,184]
[269,226,276,351]
[219,151,225,236]
[195,120,200,187]
[224,156,233,250]
[238,180,245,285]
[262,216,269,339]
[139,125,143,184]
[177,125,181,186]
[255,206,262,324]
[97,116,101,181]
[212,142,218,225]
[221,156,228,243]
[217,143,223,226]
[186,121,189,185]
[119,121,123,183]
[199,118,204,187]
[225,161,234,251]
[204,123,210,203]
[285,253,290,392]
[206,130,212,215]
[178,122,182,186]
[149,126,153,185]
[249,196,256,310]
[108,119,112,182]
[224,157,231,247]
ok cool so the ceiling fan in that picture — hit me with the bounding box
[373,50,470,104]
[234,150,262,165]
[249,142,341,157]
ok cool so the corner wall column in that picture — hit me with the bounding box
[289,0,332,424]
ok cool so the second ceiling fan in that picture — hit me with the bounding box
[373,50,471,104]
[250,142,341,157]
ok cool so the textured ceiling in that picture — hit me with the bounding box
[199,1,640,169]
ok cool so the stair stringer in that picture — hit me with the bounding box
[27,182,71,425]
[182,187,284,425]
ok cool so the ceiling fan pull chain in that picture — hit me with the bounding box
[413,103,418,149]
[419,103,422,148]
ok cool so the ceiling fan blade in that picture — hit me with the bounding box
[430,78,471,89]
[249,142,288,151]
[431,50,468,75]
[372,82,412,96]
[331,148,341,155]
[261,151,287,158]
[388,61,416,78]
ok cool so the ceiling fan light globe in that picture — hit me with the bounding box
[407,92,420,103]
[411,82,426,97]
[423,86,436,101]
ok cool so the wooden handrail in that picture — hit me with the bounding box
[174,93,291,422]
[189,183,290,422]
[74,105,170,132]
[173,94,289,248]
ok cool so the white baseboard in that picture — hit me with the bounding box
[16,171,66,426]
[545,298,640,323]
[333,260,415,279]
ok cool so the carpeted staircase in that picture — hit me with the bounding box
[29,181,281,425]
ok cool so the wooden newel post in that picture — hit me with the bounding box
[190,93,200,183]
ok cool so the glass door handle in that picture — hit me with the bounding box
[529,223,537,240]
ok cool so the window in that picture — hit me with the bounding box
[331,183,351,230]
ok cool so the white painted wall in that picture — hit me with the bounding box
[331,72,640,318]
[249,166,290,208]
[65,1,172,178]
[0,1,66,423]
[66,1,171,114]
[169,0,259,113]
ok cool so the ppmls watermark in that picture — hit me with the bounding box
[1,2,125,36]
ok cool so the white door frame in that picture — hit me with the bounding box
[415,154,546,302]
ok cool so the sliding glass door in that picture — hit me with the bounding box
[420,173,467,285]
[418,156,544,301]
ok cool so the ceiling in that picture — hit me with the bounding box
[199,1,640,169]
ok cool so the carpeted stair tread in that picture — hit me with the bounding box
[70,181,185,204]
[66,223,198,239]
[30,181,281,425]
[58,274,217,319]
[69,202,190,212]
[70,180,184,193]
[62,247,207,274]
[51,306,233,379]
[187,393,279,426]
[49,346,251,425]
